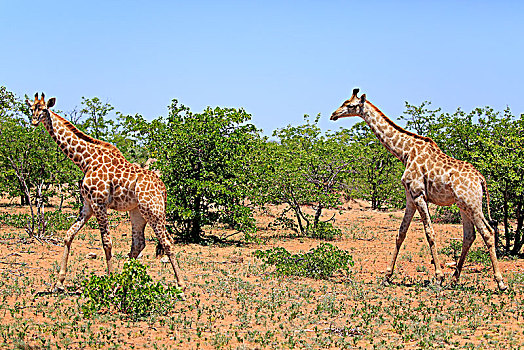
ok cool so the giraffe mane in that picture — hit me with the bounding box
[51,111,124,156]
[366,101,438,146]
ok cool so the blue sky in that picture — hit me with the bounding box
[2,1,523,134]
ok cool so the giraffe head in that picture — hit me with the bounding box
[26,92,56,126]
[330,88,366,121]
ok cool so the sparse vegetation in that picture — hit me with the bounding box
[81,259,183,320]
[441,239,491,267]
[254,243,354,279]
[0,85,523,348]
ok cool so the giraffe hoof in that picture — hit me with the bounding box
[449,279,459,289]
[178,292,187,301]
[52,283,65,294]
[498,281,508,291]
[381,278,391,287]
[435,275,445,286]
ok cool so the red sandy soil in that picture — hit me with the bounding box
[1,197,523,349]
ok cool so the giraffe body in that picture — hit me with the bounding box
[27,93,185,293]
[331,89,506,290]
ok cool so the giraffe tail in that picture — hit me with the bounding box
[481,175,498,233]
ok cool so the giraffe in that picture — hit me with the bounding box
[331,88,506,290]
[26,93,186,294]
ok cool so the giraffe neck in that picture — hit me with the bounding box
[360,102,422,165]
[42,111,120,173]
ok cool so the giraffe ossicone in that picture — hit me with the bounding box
[331,88,507,291]
[26,93,186,295]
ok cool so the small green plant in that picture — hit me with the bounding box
[440,239,490,266]
[253,243,354,279]
[467,247,491,266]
[44,210,76,231]
[0,210,75,233]
[432,205,461,224]
[81,259,183,320]
[440,239,463,261]
[308,220,341,240]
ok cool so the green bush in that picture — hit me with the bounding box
[0,210,74,232]
[440,239,490,266]
[122,100,259,242]
[307,220,342,240]
[254,243,354,279]
[0,212,29,228]
[432,205,461,224]
[81,259,183,320]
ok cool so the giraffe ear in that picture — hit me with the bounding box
[360,94,366,104]
[352,88,360,96]
[47,98,56,108]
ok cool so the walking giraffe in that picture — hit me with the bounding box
[26,93,186,293]
[331,88,506,290]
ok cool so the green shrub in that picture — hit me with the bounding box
[45,210,76,231]
[432,205,461,224]
[440,239,490,266]
[0,210,74,232]
[440,239,463,261]
[81,259,183,320]
[254,243,354,279]
[308,220,342,240]
[0,212,29,228]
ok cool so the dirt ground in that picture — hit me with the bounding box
[1,198,523,349]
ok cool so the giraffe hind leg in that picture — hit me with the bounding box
[148,220,186,291]
[136,199,186,292]
[128,208,146,259]
[452,209,476,285]
[412,195,444,285]
[471,211,507,290]
[91,203,114,275]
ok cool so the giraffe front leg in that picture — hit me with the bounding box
[55,202,93,291]
[92,204,114,274]
[385,196,416,284]
[412,194,444,285]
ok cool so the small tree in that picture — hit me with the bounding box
[339,122,404,210]
[126,99,260,242]
[0,87,28,205]
[0,87,73,237]
[251,115,351,237]
[79,96,115,141]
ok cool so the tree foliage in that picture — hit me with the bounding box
[250,115,351,238]
[338,121,405,210]
[124,100,260,242]
[79,96,115,141]
[0,87,78,237]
